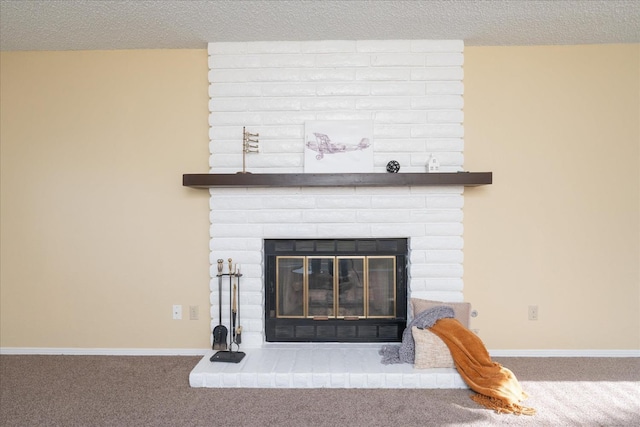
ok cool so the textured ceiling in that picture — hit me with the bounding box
[1,0,639,51]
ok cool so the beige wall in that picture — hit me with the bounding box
[464,44,639,350]
[1,45,638,351]
[0,50,212,349]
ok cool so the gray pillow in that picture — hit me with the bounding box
[411,298,471,328]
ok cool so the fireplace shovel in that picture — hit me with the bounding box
[212,275,227,350]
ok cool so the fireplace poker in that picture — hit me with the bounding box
[231,276,238,348]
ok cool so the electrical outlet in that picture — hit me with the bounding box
[528,305,538,321]
[189,305,199,320]
[173,304,182,320]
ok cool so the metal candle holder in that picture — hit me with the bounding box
[239,126,259,174]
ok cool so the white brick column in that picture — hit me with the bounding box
[207,40,465,347]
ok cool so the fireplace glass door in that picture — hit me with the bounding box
[367,257,396,317]
[266,238,407,342]
[276,256,395,320]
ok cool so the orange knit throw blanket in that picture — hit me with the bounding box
[429,318,536,416]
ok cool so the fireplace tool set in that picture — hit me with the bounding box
[238,126,259,174]
[210,258,246,363]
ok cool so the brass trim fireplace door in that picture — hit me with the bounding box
[265,239,407,342]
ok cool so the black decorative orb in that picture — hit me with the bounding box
[386,160,400,173]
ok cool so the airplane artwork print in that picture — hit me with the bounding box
[306,132,371,160]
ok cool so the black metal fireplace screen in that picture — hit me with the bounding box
[264,238,407,342]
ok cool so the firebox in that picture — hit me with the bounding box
[264,238,408,342]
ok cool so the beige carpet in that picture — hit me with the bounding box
[1,355,639,426]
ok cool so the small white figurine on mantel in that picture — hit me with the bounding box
[427,154,440,173]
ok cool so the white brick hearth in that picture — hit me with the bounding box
[190,39,468,388]
[190,344,466,389]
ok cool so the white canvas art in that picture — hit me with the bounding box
[304,121,374,173]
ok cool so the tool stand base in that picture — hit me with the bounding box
[210,351,246,364]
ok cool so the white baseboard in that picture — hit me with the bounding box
[1,347,638,357]
[0,347,209,356]
[489,349,640,357]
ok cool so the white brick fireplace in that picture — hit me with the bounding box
[190,40,468,388]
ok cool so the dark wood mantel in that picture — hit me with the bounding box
[182,172,492,188]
